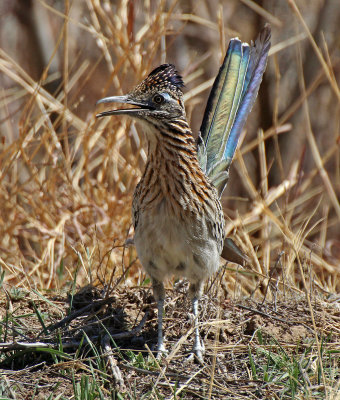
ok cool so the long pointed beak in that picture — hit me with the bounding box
[96,95,153,118]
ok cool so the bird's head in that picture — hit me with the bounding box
[96,64,186,123]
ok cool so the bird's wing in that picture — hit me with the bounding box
[197,25,271,197]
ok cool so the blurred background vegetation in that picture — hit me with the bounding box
[0,0,339,295]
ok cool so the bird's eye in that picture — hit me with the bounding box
[153,94,164,104]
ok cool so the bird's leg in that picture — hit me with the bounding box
[189,282,204,363]
[156,297,166,355]
[152,278,167,357]
[192,296,204,362]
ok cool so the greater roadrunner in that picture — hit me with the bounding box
[97,25,271,362]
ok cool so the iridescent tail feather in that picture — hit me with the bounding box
[198,25,271,197]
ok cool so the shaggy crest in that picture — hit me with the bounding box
[134,64,184,95]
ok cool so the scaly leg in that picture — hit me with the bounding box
[189,281,204,363]
[192,296,204,363]
[156,298,166,355]
[152,278,167,357]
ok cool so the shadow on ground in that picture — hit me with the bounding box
[0,284,339,399]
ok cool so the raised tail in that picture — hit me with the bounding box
[197,25,271,197]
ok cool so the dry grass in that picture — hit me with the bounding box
[0,1,339,397]
[1,285,340,399]
[1,0,339,294]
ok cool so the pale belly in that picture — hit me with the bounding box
[134,199,221,284]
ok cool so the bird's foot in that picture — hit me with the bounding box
[151,338,167,359]
[155,343,168,360]
[192,338,205,364]
[184,339,205,365]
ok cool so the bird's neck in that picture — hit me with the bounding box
[144,118,200,177]
[137,118,215,214]
[147,120,197,155]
